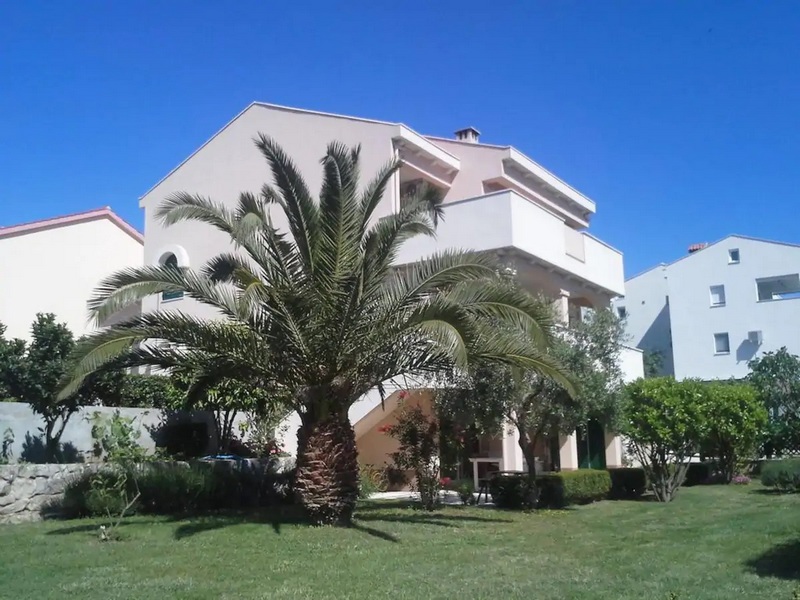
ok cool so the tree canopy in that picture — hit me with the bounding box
[438,306,627,476]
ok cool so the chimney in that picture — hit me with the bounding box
[454,126,481,143]
[688,242,708,254]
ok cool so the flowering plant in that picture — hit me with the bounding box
[377,424,392,434]
[439,476,452,487]
[388,405,442,510]
[265,440,289,457]
[732,474,751,485]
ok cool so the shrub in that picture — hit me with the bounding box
[760,459,800,492]
[490,470,611,509]
[358,463,388,499]
[452,479,475,505]
[90,410,151,464]
[489,474,537,509]
[683,461,717,487]
[62,470,127,518]
[116,374,183,409]
[60,461,295,518]
[732,474,751,485]
[623,377,710,502]
[608,467,647,499]
[555,470,612,506]
[701,382,767,483]
[157,422,210,458]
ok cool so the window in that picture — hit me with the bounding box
[728,249,740,264]
[756,273,800,302]
[709,285,726,306]
[161,253,184,301]
[616,306,627,319]
[713,333,730,355]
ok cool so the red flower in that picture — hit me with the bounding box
[397,390,409,400]
[440,477,452,486]
[377,424,391,434]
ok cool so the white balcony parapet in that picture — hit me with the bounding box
[395,190,625,296]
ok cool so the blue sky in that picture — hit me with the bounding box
[1,1,798,276]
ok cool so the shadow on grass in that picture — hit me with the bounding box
[746,538,800,580]
[748,488,785,496]
[172,507,307,539]
[46,521,142,536]
[46,507,308,539]
[45,502,513,545]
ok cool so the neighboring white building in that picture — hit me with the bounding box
[614,235,800,381]
[137,102,642,473]
[0,207,143,340]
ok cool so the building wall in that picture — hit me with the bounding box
[612,265,673,375]
[618,236,800,381]
[140,104,399,320]
[427,138,506,201]
[134,103,633,465]
[0,219,143,340]
[667,237,800,380]
[0,402,220,463]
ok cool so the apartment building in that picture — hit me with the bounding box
[137,102,643,473]
[614,235,800,381]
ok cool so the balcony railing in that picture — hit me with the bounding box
[395,190,624,296]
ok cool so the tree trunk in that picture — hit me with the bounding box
[515,423,540,508]
[294,412,359,525]
[517,429,537,478]
[44,418,60,463]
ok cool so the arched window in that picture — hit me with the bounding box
[160,253,184,301]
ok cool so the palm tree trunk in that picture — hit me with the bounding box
[294,412,359,525]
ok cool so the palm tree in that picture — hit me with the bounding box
[61,136,567,525]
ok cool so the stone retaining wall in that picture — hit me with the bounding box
[0,463,98,524]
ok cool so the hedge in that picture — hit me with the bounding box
[760,459,800,492]
[683,461,718,487]
[608,468,647,499]
[60,461,295,518]
[490,470,612,509]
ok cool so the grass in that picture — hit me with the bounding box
[0,485,798,599]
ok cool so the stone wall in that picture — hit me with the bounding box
[0,463,98,524]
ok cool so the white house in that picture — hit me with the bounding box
[0,207,143,340]
[614,235,800,381]
[137,102,643,475]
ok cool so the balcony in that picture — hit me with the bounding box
[395,190,624,296]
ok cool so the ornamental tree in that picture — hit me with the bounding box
[438,306,627,480]
[623,377,710,502]
[701,382,767,483]
[386,403,441,511]
[748,347,800,457]
[0,314,122,461]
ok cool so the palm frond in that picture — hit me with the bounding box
[255,134,319,276]
[358,158,401,229]
[60,314,271,398]
[156,192,237,234]
[88,266,244,324]
[437,280,556,349]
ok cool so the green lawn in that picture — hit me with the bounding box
[0,485,798,600]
